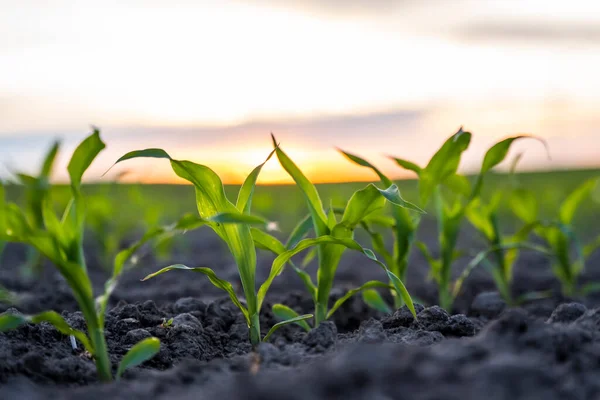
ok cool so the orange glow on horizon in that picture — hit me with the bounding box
[112,144,418,186]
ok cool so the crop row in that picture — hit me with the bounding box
[0,128,598,382]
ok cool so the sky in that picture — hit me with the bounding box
[1,0,599,184]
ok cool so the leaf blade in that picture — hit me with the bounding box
[142,264,250,324]
[263,314,313,342]
[271,304,311,331]
[116,337,160,379]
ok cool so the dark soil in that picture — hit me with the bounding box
[1,222,600,399]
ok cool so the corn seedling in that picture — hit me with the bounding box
[510,177,600,296]
[460,193,543,304]
[253,135,420,329]
[6,140,60,277]
[0,130,162,382]
[111,147,312,346]
[459,154,551,305]
[339,150,422,309]
[393,129,545,310]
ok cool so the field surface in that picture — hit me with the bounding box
[1,169,600,399]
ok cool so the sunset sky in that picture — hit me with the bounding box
[1,0,599,184]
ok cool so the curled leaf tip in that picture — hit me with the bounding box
[101,165,116,177]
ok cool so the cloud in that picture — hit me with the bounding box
[110,108,426,149]
[238,0,418,17]
[456,21,600,46]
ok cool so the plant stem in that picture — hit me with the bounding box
[70,243,113,382]
[90,326,112,382]
[314,303,327,327]
[439,285,453,311]
[249,313,261,346]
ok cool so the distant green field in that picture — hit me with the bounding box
[5,168,600,235]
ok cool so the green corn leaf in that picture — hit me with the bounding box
[113,214,207,279]
[453,242,552,298]
[361,247,415,318]
[443,174,472,197]
[0,313,26,330]
[377,184,425,214]
[40,140,60,178]
[271,304,311,331]
[172,213,209,231]
[510,188,538,224]
[97,217,204,326]
[286,213,314,248]
[362,288,393,314]
[337,151,419,247]
[64,130,106,236]
[142,264,250,325]
[418,128,471,206]
[263,314,313,342]
[465,199,495,241]
[251,228,287,254]
[251,228,317,301]
[481,136,548,176]
[209,212,267,226]
[300,246,318,267]
[339,184,387,228]
[258,236,415,318]
[362,214,396,228]
[359,222,395,268]
[338,149,393,186]
[111,148,171,166]
[174,161,258,313]
[257,236,361,309]
[16,173,38,187]
[0,310,93,354]
[472,135,547,198]
[41,198,67,246]
[68,129,106,188]
[390,157,422,175]
[1,205,66,267]
[116,337,160,380]
[236,149,276,214]
[504,221,540,275]
[560,178,599,225]
[291,261,318,302]
[327,281,392,319]
[113,150,259,322]
[509,152,525,176]
[272,134,328,235]
[327,206,337,229]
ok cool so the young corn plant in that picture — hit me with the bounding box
[7,140,60,277]
[253,135,421,329]
[510,177,600,296]
[0,130,162,382]
[461,193,539,305]
[110,147,312,346]
[458,154,551,305]
[338,150,421,309]
[0,185,12,304]
[393,129,545,310]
